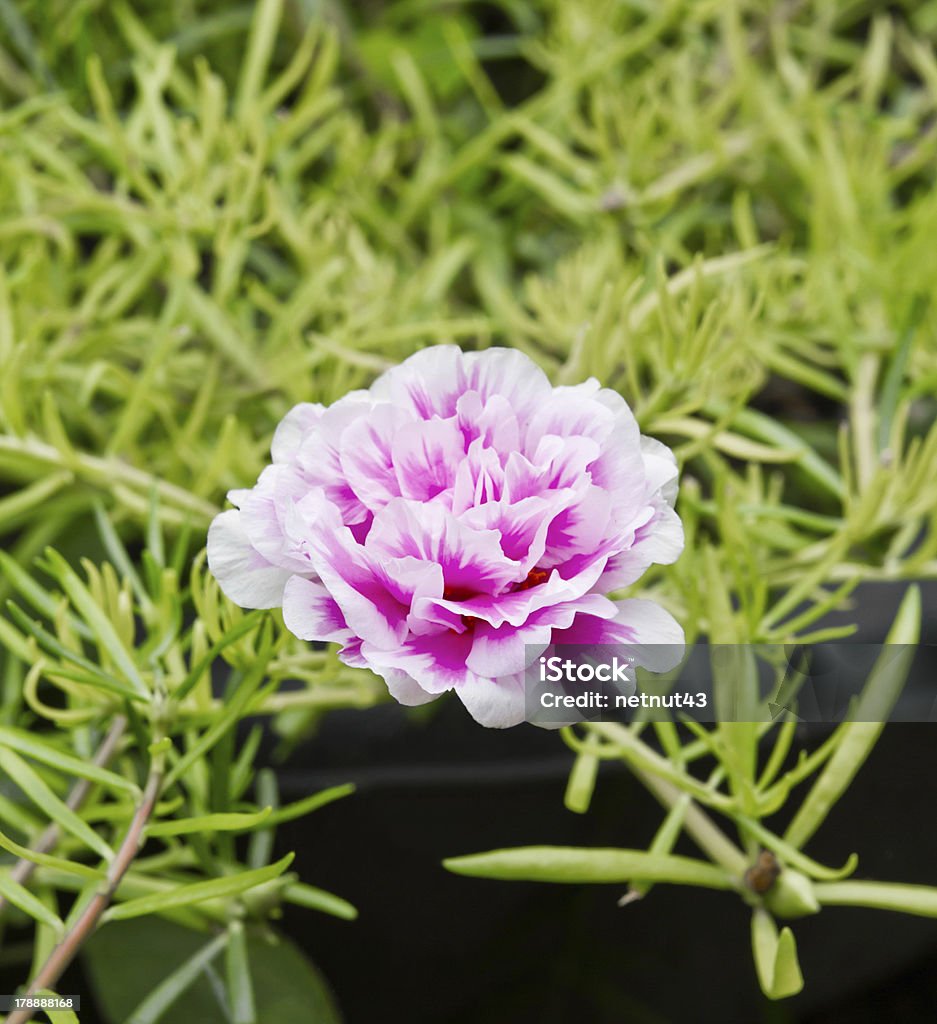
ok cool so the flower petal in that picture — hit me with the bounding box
[462,348,552,419]
[460,492,575,571]
[524,388,617,454]
[340,403,410,513]
[367,499,520,596]
[380,668,438,707]
[371,345,552,423]
[599,503,684,590]
[456,392,520,452]
[392,415,465,502]
[294,393,373,525]
[551,598,685,672]
[282,575,352,643]
[271,403,324,463]
[455,672,527,728]
[451,440,505,514]
[640,434,679,502]
[238,464,314,574]
[416,555,607,630]
[370,345,469,419]
[363,630,475,693]
[302,503,410,648]
[541,485,611,568]
[206,509,294,609]
[465,593,615,677]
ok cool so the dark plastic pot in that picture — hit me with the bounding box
[272,580,937,1023]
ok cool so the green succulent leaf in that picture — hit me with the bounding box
[0,827,105,880]
[40,549,149,698]
[443,847,735,890]
[146,807,273,838]
[751,909,804,1000]
[281,882,358,922]
[0,746,113,860]
[784,586,921,849]
[103,853,295,922]
[0,871,65,933]
[0,725,139,797]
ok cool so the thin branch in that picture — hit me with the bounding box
[586,722,748,876]
[0,715,127,915]
[632,765,749,877]
[590,721,735,812]
[6,751,161,1024]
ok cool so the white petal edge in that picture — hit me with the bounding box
[455,672,527,729]
[206,509,293,609]
[614,598,686,673]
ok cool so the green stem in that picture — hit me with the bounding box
[590,722,735,812]
[582,723,751,878]
[0,435,218,526]
[7,746,164,1024]
[632,769,748,877]
[814,880,937,918]
[0,715,127,916]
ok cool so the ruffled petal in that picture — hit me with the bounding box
[640,434,679,502]
[414,554,607,630]
[282,575,352,643]
[382,671,438,704]
[460,491,576,571]
[206,510,294,609]
[362,630,475,693]
[540,485,611,568]
[367,499,520,596]
[371,345,552,424]
[551,598,685,673]
[450,440,504,514]
[301,502,410,648]
[462,348,552,420]
[392,415,465,502]
[465,593,615,677]
[370,345,469,419]
[294,393,373,525]
[339,403,410,513]
[238,464,314,574]
[373,666,438,706]
[524,388,618,454]
[271,403,324,463]
[455,672,527,728]
[599,503,684,590]
[456,392,520,452]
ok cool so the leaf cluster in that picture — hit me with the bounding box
[449,588,931,1000]
[0,507,371,1022]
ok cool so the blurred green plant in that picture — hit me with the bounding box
[0,503,374,1021]
[1,0,936,1014]
[446,588,937,1001]
[0,0,934,632]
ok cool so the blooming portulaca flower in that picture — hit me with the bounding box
[207,346,684,727]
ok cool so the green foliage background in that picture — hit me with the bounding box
[0,0,936,1019]
[1,0,936,643]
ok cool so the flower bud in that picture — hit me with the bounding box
[764,868,820,918]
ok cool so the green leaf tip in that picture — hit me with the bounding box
[752,909,804,1000]
[442,847,734,890]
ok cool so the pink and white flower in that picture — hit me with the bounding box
[207,346,684,727]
